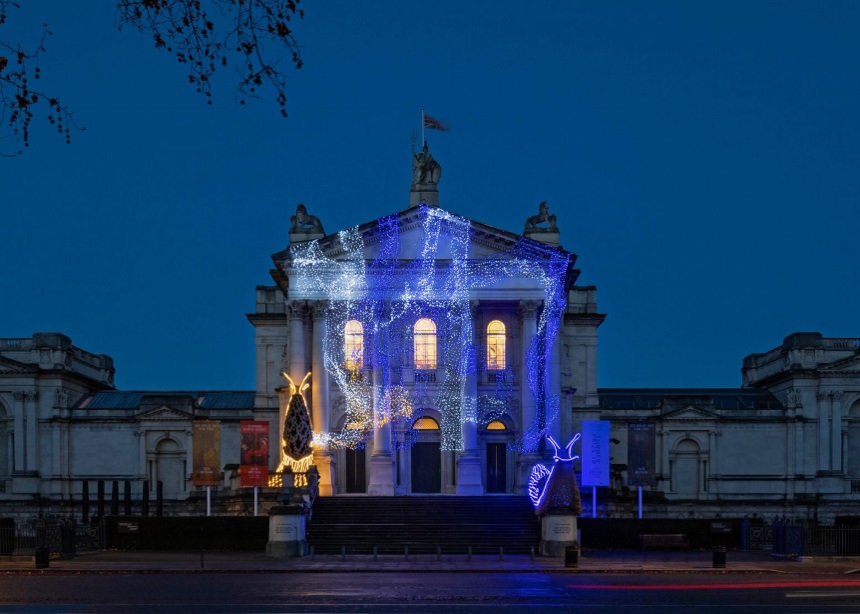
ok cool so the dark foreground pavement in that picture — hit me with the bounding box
[2,549,859,575]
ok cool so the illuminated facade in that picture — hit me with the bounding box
[2,150,859,521]
[250,175,601,496]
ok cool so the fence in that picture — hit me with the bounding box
[0,519,100,558]
[742,518,860,559]
[804,525,860,556]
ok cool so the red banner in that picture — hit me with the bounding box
[240,420,270,487]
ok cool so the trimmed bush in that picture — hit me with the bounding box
[578,517,742,550]
[104,516,268,551]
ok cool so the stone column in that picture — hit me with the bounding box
[368,362,394,495]
[831,391,843,472]
[457,343,483,495]
[311,301,333,495]
[136,431,146,485]
[285,301,308,466]
[516,300,540,494]
[708,430,719,498]
[519,300,540,445]
[24,392,37,473]
[12,392,25,472]
[816,391,830,472]
[548,330,562,444]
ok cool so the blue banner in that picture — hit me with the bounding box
[581,420,610,486]
[627,422,656,487]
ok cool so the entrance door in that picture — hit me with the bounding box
[345,447,366,493]
[411,442,441,493]
[486,443,506,493]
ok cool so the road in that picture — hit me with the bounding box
[2,572,860,612]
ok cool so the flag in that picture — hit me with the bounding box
[423,113,449,132]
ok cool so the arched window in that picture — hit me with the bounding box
[414,318,437,370]
[486,420,507,430]
[413,417,440,430]
[487,320,506,370]
[344,320,364,371]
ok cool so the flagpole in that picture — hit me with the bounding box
[421,109,425,145]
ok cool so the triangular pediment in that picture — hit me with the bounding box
[0,356,37,375]
[136,406,192,421]
[275,206,577,300]
[282,206,570,262]
[662,406,721,421]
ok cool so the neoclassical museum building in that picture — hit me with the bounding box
[2,147,860,521]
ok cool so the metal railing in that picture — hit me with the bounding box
[804,526,860,556]
[0,519,95,557]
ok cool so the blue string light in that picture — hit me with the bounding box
[286,205,571,453]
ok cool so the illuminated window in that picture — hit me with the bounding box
[414,318,437,370]
[486,420,507,430]
[487,320,506,370]
[413,417,440,430]
[344,320,364,370]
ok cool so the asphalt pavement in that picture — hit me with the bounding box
[1,549,859,575]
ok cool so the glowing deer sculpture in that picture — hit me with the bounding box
[528,433,583,517]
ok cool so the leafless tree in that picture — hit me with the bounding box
[0,0,304,156]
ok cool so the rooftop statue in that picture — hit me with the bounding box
[411,141,442,188]
[290,203,325,235]
[525,201,558,231]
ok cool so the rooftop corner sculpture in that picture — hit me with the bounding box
[524,201,558,231]
[290,203,325,235]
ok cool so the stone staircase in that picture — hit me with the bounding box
[307,496,540,555]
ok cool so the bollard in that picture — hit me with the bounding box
[499,546,504,561]
[530,546,535,561]
[373,546,377,562]
[713,546,727,569]
[34,547,49,570]
[437,546,441,562]
[310,545,315,560]
[467,546,472,562]
[341,546,346,561]
[404,545,409,561]
[565,545,578,568]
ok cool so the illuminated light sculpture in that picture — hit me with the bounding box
[529,434,583,516]
[278,372,315,486]
[288,204,571,454]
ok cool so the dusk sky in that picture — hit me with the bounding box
[3,1,858,391]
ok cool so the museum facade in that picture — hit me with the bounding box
[2,148,859,521]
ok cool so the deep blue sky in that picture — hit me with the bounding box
[3,1,858,391]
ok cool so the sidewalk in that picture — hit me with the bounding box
[2,550,859,575]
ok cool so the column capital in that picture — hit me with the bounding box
[286,300,309,321]
[311,300,329,320]
[518,299,541,319]
[816,390,830,401]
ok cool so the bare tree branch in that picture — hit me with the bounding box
[0,0,304,155]
[116,0,304,116]
[0,1,79,156]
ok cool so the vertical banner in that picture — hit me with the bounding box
[627,422,656,487]
[240,420,270,487]
[581,420,610,487]
[192,421,221,486]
